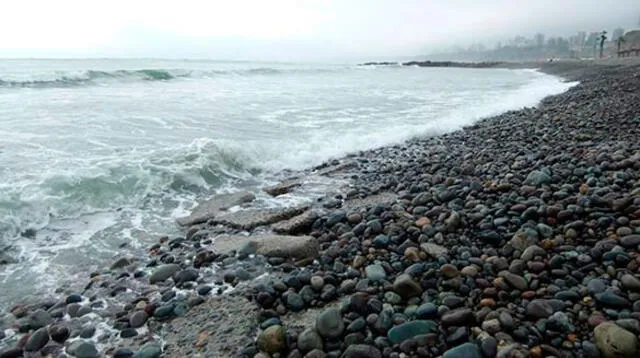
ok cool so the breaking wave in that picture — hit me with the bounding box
[0,66,350,89]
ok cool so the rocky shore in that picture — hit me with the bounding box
[2,59,640,358]
[359,61,504,68]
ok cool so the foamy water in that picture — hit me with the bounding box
[0,59,575,307]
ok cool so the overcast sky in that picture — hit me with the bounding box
[1,0,639,61]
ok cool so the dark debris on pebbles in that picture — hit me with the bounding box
[2,60,640,358]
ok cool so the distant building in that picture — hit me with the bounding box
[624,30,640,45]
[618,30,640,57]
[612,28,625,42]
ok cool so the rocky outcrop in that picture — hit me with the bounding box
[210,206,308,231]
[272,210,319,235]
[263,179,302,197]
[341,192,397,211]
[176,191,256,226]
[212,235,320,260]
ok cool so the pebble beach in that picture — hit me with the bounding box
[2,58,640,358]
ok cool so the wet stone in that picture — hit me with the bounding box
[443,343,481,358]
[387,320,437,344]
[24,327,50,352]
[365,264,387,281]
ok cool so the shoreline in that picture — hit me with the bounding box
[359,61,505,68]
[1,59,640,358]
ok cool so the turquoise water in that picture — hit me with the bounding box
[0,59,574,307]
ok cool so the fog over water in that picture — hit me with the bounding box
[1,0,639,60]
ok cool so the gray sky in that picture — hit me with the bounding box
[1,0,639,61]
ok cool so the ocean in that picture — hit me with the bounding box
[0,59,574,308]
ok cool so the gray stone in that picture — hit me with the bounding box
[75,342,99,358]
[297,329,323,353]
[524,170,552,186]
[387,320,437,344]
[440,264,459,279]
[213,234,319,260]
[174,268,199,284]
[77,305,92,317]
[149,264,181,284]
[286,292,305,312]
[341,192,397,211]
[595,291,631,308]
[509,229,539,250]
[110,257,134,270]
[499,271,528,291]
[373,235,390,248]
[582,341,601,358]
[620,235,640,249]
[481,337,498,358]
[264,180,301,196]
[133,342,162,358]
[420,243,448,258]
[80,325,96,338]
[441,308,473,326]
[24,327,49,352]
[210,206,308,230]
[316,307,344,339]
[384,292,402,304]
[526,300,554,319]
[258,325,286,354]
[445,211,462,231]
[176,191,255,226]
[341,344,382,358]
[481,319,501,334]
[28,309,53,329]
[393,274,423,299]
[121,328,138,338]
[272,210,318,234]
[520,245,546,261]
[594,322,638,358]
[114,348,135,358]
[305,349,326,358]
[588,279,607,295]
[416,303,438,319]
[129,310,149,328]
[443,343,481,358]
[67,303,81,317]
[537,223,554,238]
[310,276,324,291]
[621,274,640,292]
[365,264,387,281]
[615,319,640,335]
[50,324,70,343]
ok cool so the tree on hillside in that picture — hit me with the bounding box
[599,31,607,58]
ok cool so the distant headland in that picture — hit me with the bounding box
[359,60,505,68]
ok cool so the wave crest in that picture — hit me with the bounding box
[0,66,350,89]
[0,138,256,245]
[0,69,179,88]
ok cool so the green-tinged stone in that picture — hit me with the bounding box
[443,343,481,358]
[258,325,286,353]
[387,320,437,344]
